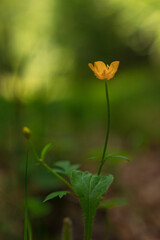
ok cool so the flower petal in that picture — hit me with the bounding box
[88,63,99,77]
[110,61,120,73]
[88,63,95,72]
[94,61,107,74]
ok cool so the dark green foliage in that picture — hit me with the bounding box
[71,170,114,240]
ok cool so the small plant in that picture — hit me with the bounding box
[23,60,129,240]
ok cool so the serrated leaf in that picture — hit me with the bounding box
[71,170,114,240]
[43,191,69,203]
[41,143,52,160]
[105,153,130,162]
[99,198,127,209]
[53,161,80,178]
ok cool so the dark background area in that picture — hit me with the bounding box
[0,0,160,239]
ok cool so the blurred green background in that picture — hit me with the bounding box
[0,0,160,239]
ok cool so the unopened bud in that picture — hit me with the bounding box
[62,217,73,240]
[22,126,31,139]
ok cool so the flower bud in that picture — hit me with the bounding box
[22,126,31,139]
[62,217,73,240]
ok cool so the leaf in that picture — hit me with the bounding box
[105,153,130,162]
[43,191,69,203]
[99,198,127,209]
[41,143,52,160]
[71,170,114,240]
[53,161,80,178]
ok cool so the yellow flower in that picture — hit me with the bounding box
[88,61,120,80]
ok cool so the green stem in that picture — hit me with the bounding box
[28,218,33,240]
[84,214,94,240]
[84,175,95,240]
[41,161,75,193]
[29,140,75,193]
[98,81,110,175]
[24,151,28,240]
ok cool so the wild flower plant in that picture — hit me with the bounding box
[23,60,129,240]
